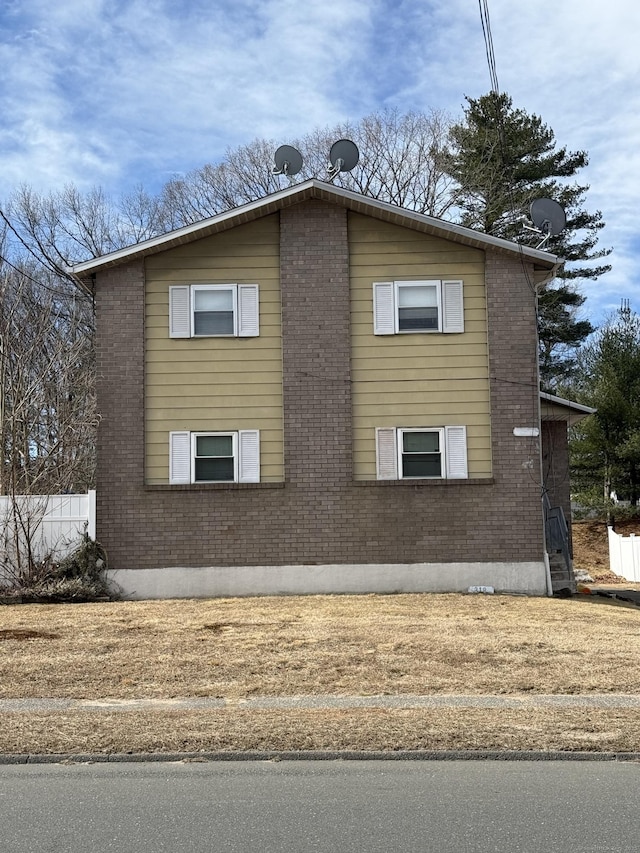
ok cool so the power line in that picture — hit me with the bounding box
[0,252,79,298]
[478,0,500,94]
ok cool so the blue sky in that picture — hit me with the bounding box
[1,0,638,327]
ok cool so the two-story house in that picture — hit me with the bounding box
[73,180,589,598]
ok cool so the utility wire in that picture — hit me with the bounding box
[0,252,79,298]
[479,0,500,94]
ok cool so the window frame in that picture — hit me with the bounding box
[169,283,259,339]
[397,427,444,479]
[191,284,237,338]
[169,429,260,485]
[394,280,442,334]
[373,279,464,336]
[191,431,238,483]
[375,425,468,481]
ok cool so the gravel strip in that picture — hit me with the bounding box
[3,694,640,712]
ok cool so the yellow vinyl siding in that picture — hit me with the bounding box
[349,212,492,479]
[145,215,283,484]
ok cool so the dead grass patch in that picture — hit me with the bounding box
[4,549,640,755]
[0,629,60,641]
[1,593,640,700]
[3,708,640,755]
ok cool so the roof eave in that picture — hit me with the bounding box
[540,391,596,425]
[71,179,561,278]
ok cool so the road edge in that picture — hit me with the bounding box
[2,749,640,765]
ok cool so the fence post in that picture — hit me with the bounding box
[87,490,97,540]
[607,526,620,576]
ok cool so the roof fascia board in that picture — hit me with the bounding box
[72,179,560,276]
[540,391,596,415]
[71,181,317,276]
[314,182,560,267]
[540,391,596,424]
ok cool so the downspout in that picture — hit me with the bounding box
[543,551,554,597]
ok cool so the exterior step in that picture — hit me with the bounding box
[548,550,576,596]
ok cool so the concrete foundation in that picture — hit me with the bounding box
[108,561,548,600]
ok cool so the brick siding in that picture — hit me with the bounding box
[95,204,546,570]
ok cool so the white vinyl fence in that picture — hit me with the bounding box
[608,526,640,582]
[0,491,96,567]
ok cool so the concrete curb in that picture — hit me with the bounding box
[4,694,640,765]
[2,750,640,765]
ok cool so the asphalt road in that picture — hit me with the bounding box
[2,759,639,853]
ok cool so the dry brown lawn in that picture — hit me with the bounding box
[2,594,640,700]
[2,581,640,755]
[4,708,640,756]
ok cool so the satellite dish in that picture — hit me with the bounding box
[327,139,360,177]
[529,198,566,237]
[272,145,303,176]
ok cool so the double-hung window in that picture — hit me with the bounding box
[399,429,443,478]
[192,286,235,336]
[169,284,259,338]
[376,426,468,480]
[193,433,236,481]
[373,280,464,335]
[397,281,440,331]
[169,430,260,484]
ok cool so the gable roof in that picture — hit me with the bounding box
[71,179,561,284]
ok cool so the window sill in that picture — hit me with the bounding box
[355,478,495,488]
[145,482,285,492]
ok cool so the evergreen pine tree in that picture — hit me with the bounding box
[445,92,610,387]
[571,303,640,509]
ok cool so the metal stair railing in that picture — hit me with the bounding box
[542,492,572,577]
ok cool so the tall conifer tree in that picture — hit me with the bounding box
[445,92,610,387]
[571,303,640,508]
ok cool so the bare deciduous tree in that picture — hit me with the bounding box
[0,250,99,588]
[0,259,97,497]
[160,108,456,225]
[4,183,166,275]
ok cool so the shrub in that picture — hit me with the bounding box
[0,534,118,603]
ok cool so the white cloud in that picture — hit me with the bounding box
[0,0,637,324]
[0,0,381,190]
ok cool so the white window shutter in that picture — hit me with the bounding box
[373,282,395,335]
[238,285,259,337]
[441,280,464,333]
[445,425,468,479]
[169,286,191,338]
[238,430,260,482]
[169,431,191,484]
[376,428,398,479]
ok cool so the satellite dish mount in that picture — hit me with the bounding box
[524,198,567,249]
[327,139,360,179]
[272,145,303,181]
